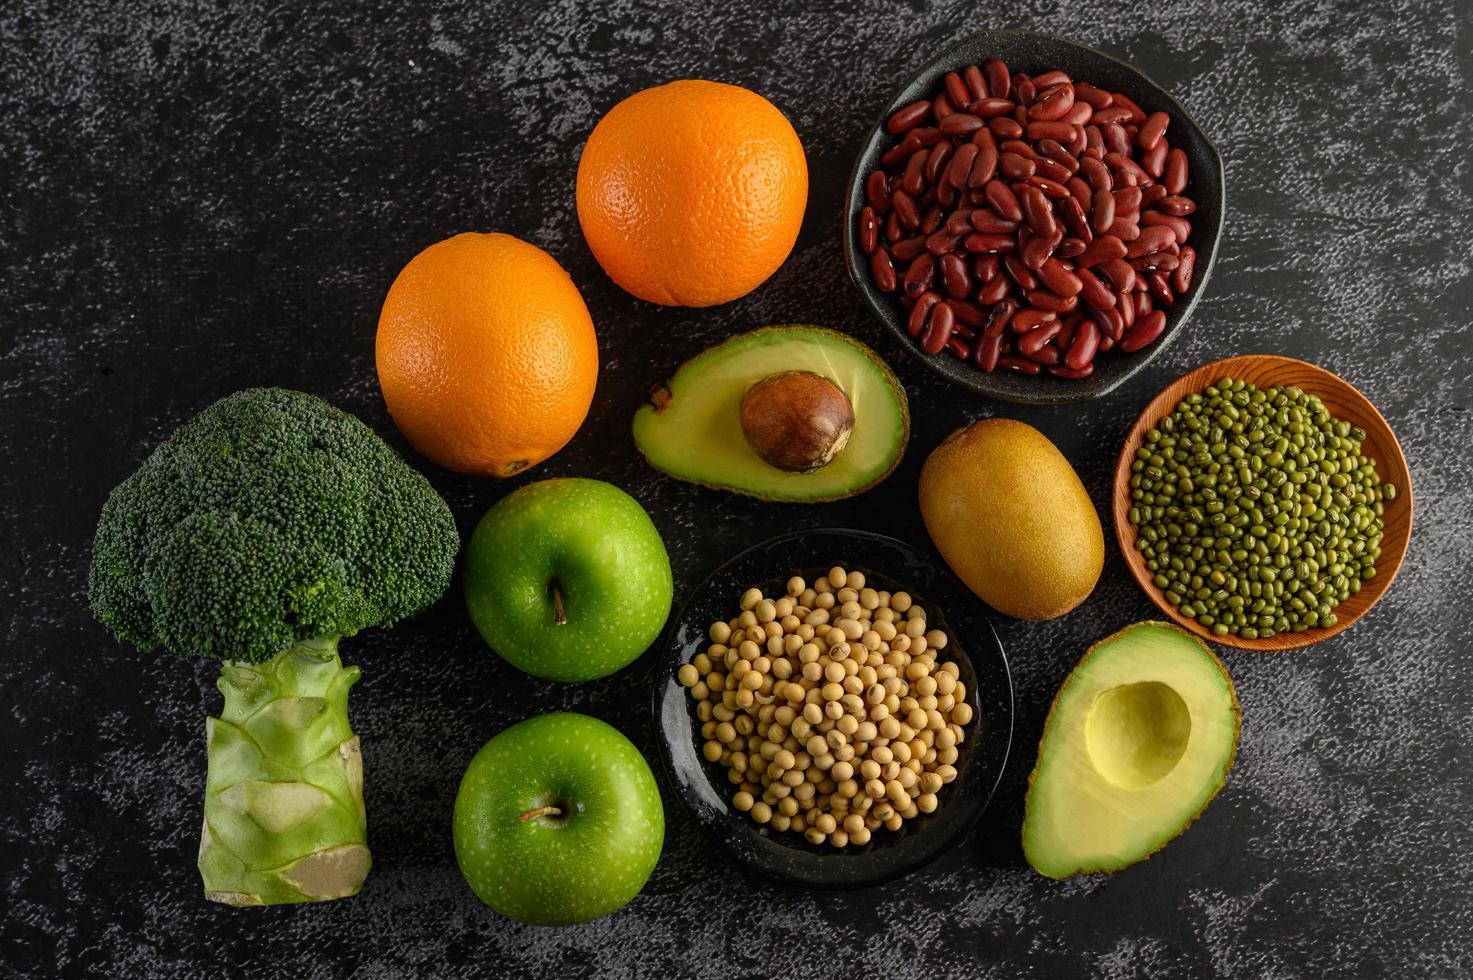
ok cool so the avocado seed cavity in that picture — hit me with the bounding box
[739,371,855,473]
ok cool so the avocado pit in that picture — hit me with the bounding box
[739,371,854,474]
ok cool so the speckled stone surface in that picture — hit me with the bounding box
[2,0,1470,976]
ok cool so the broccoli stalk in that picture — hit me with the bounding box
[88,389,459,906]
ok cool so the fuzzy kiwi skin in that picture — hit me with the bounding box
[919,418,1103,620]
[1021,621,1243,879]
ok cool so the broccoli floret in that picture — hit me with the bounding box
[89,387,459,664]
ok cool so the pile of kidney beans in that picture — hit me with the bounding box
[858,59,1198,379]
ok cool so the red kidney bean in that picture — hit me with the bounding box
[1101,122,1130,156]
[1079,156,1112,192]
[1010,306,1055,333]
[964,232,1016,253]
[1037,138,1079,173]
[963,65,988,101]
[971,97,1016,119]
[1020,185,1057,236]
[1026,288,1079,313]
[865,170,891,214]
[945,208,974,235]
[999,151,1036,180]
[903,260,937,302]
[1120,309,1166,351]
[1130,252,1179,274]
[1064,318,1099,369]
[983,60,1011,100]
[870,248,896,292]
[946,335,970,358]
[972,125,999,150]
[902,150,929,195]
[1033,155,1072,184]
[1075,82,1112,108]
[936,180,957,208]
[1164,148,1189,195]
[1078,234,1127,266]
[939,253,971,297]
[943,142,979,189]
[1097,331,1115,353]
[1159,195,1196,217]
[973,254,1001,279]
[1066,176,1093,212]
[885,211,904,243]
[1135,288,1153,316]
[982,298,1016,338]
[973,329,1005,371]
[1092,105,1134,125]
[1060,195,1092,242]
[1142,140,1167,178]
[1112,92,1146,123]
[1084,124,1106,159]
[963,145,996,188]
[1091,187,1115,234]
[1026,120,1076,143]
[887,101,931,135]
[933,92,957,120]
[1031,70,1071,90]
[1117,288,1135,328]
[922,203,944,233]
[1106,218,1141,241]
[1038,257,1084,297]
[1142,210,1191,244]
[1018,318,1063,355]
[1106,151,1153,187]
[1057,234,1088,259]
[1126,224,1176,257]
[1140,183,1168,209]
[1023,176,1070,200]
[880,134,924,169]
[859,207,879,254]
[984,179,1024,221]
[892,236,927,261]
[1100,258,1137,292]
[1049,363,1095,379]
[940,113,985,137]
[1094,304,1124,340]
[1021,340,1061,366]
[1061,102,1093,126]
[1066,125,1087,158]
[970,209,1018,234]
[1056,310,1082,350]
[908,290,941,336]
[1077,267,1114,310]
[926,229,962,255]
[977,273,1010,303]
[1016,77,1037,107]
[1173,245,1196,293]
[1021,227,1063,269]
[943,72,971,112]
[892,189,921,230]
[921,300,955,354]
[1030,84,1076,122]
[988,116,1023,139]
[1000,139,1035,158]
[996,354,1042,374]
[950,298,986,326]
[1146,271,1175,307]
[1138,111,1170,151]
[1113,184,1143,217]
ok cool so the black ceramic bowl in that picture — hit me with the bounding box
[842,29,1225,405]
[652,528,1013,888]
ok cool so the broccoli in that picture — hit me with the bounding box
[88,387,459,907]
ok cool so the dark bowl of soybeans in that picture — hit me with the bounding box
[843,28,1225,405]
[652,528,1014,889]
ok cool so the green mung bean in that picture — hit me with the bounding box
[1128,378,1393,639]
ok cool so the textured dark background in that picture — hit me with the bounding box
[3,0,1471,976]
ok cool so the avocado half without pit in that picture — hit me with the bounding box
[633,325,909,502]
[1023,622,1241,878]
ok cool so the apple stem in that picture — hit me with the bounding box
[519,805,563,822]
[552,581,567,626]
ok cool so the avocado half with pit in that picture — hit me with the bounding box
[1023,622,1241,878]
[633,325,909,502]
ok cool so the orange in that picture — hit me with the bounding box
[375,232,598,478]
[576,79,808,308]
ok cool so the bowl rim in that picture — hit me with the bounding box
[1111,354,1414,651]
[841,27,1226,405]
[650,527,1014,888]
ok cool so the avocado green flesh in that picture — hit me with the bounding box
[1023,622,1240,878]
[633,326,908,502]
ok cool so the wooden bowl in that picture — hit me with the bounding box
[1113,355,1412,651]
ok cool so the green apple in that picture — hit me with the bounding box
[453,712,664,925]
[464,478,673,682]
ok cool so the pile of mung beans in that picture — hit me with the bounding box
[677,566,973,849]
[1128,378,1395,638]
